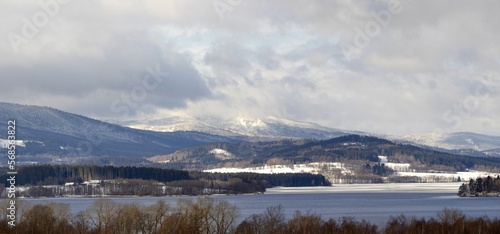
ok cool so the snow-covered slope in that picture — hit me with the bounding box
[120,116,357,140]
[204,162,350,174]
[120,115,500,157]
[119,116,243,137]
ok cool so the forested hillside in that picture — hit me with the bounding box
[0,165,328,197]
[152,135,500,172]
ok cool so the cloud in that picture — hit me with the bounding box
[0,1,212,118]
[1,0,500,135]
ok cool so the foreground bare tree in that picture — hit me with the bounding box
[85,199,120,234]
[160,197,239,234]
[286,210,323,234]
[140,200,170,234]
[211,199,239,234]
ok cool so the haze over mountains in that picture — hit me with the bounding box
[1,102,499,166]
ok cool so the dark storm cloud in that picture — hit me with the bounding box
[0,26,211,118]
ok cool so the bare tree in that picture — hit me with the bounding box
[235,205,286,234]
[85,199,120,234]
[262,205,286,233]
[437,208,465,225]
[113,202,142,234]
[20,204,65,233]
[140,200,170,234]
[286,210,323,234]
[160,197,237,234]
[210,199,239,234]
[71,211,90,234]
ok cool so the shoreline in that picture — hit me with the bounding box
[8,182,466,199]
[266,182,464,194]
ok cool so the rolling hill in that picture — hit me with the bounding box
[0,102,235,165]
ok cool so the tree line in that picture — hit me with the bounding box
[458,175,500,197]
[1,200,499,234]
[1,165,191,186]
[0,165,329,197]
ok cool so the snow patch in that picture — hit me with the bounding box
[378,156,410,171]
[209,148,236,160]
[384,162,411,171]
[0,139,25,148]
[378,156,388,164]
[237,117,267,128]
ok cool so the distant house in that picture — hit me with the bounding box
[64,182,75,186]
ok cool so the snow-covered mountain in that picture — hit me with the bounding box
[119,116,358,140]
[121,116,500,157]
[395,132,500,157]
[2,102,498,164]
[118,116,242,137]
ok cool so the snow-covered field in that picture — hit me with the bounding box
[204,162,350,174]
[205,164,315,174]
[378,156,411,171]
[204,158,498,184]
[395,171,498,181]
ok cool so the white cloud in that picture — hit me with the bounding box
[1,0,500,135]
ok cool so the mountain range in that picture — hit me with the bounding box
[117,116,360,140]
[120,116,500,157]
[1,102,499,167]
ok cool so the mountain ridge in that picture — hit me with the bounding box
[118,115,364,140]
[0,102,236,165]
[119,115,500,157]
[1,102,499,165]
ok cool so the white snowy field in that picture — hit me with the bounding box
[205,166,303,174]
[266,182,464,194]
[394,171,497,181]
[204,162,349,174]
[204,159,497,184]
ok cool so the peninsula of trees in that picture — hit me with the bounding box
[0,165,328,197]
[458,176,500,197]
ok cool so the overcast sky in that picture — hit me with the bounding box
[1,0,499,135]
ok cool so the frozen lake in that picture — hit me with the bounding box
[20,183,500,226]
